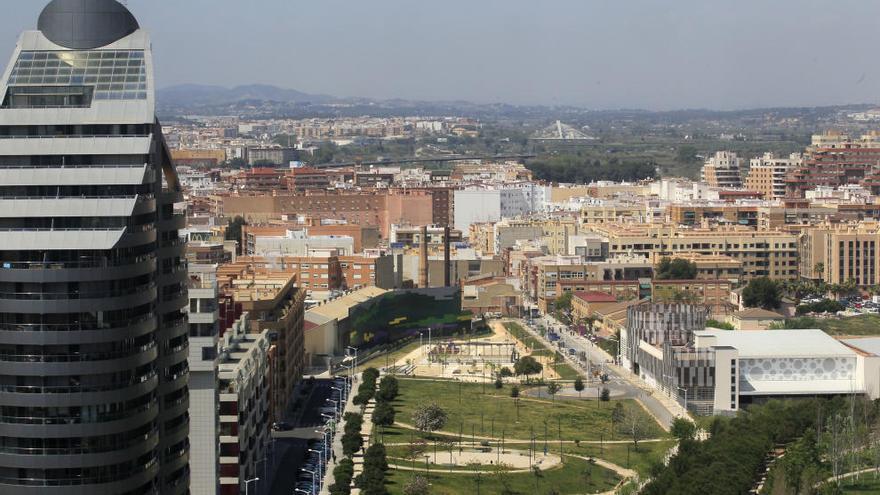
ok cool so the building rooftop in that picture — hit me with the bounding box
[574,291,618,303]
[695,329,856,358]
[39,0,139,49]
[733,308,785,320]
[305,286,388,324]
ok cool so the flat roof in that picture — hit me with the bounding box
[695,329,856,358]
[842,337,880,357]
[305,286,388,324]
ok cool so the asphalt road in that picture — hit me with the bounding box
[268,379,335,495]
[519,313,677,428]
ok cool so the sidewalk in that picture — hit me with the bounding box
[319,375,358,495]
[520,314,689,425]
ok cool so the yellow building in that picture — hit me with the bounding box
[798,222,880,286]
[586,223,799,281]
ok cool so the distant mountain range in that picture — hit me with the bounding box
[157,83,341,107]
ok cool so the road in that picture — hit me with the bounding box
[268,379,335,495]
[516,312,680,428]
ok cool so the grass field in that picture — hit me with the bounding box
[843,477,880,494]
[389,378,663,442]
[568,440,675,477]
[385,453,620,495]
[504,322,548,352]
[553,362,583,380]
[780,314,880,336]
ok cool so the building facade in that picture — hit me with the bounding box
[701,151,743,188]
[0,1,189,492]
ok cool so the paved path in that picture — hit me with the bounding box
[512,314,687,428]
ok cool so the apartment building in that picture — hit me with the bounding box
[230,167,284,192]
[220,264,305,421]
[580,201,650,224]
[668,203,760,227]
[786,132,880,198]
[652,279,734,316]
[799,222,880,285]
[218,315,272,495]
[586,224,799,281]
[187,264,222,495]
[701,151,743,188]
[745,152,802,200]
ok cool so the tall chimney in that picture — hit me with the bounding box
[444,225,452,287]
[419,225,429,288]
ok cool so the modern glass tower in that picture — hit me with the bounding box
[0,0,189,493]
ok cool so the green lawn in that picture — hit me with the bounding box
[568,440,675,477]
[385,454,620,495]
[552,362,582,380]
[843,477,880,494]
[780,314,880,336]
[390,378,663,442]
[504,322,548,352]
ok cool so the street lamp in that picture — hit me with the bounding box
[301,468,317,495]
[331,385,345,406]
[345,346,358,376]
[309,448,325,486]
[244,477,259,495]
[327,398,339,418]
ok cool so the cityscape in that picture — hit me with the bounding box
[4,1,880,495]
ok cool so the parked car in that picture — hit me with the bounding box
[272,421,293,431]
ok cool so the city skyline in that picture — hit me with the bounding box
[2,0,880,111]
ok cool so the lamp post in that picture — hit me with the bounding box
[301,468,316,495]
[244,477,259,495]
[345,346,358,376]
[327,398,339,419]
[331,385,345,408]
[340,362,353,399]
[309,448,324,487]
[255,456,268,494]
[676,385,688,412]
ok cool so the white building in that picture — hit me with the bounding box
[249,229,355,257]
[186,264,221,495]
[218,315,272,495]
[701,151,743,188]
[454,183,545,233]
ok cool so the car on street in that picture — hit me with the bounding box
[272,421,293,431]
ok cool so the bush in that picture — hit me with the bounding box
[706,319,734,330]
[494,378,503,389]
[796,300,844,315]
[510,386,520,398]
[600,388,610,401]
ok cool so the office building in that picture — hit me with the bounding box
[0,0,189,492]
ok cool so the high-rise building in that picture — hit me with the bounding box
[700,151,743,189]
[0,1,189,493]
[745,152,803,200]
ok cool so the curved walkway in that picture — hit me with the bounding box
[390,420,666,444]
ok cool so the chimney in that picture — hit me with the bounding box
[419,225,429,288]
[444,225,452,287]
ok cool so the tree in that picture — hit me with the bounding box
[403,475,430,495]
[554,291,574,325]
[670,417,696,442]
[574,378,585,398]
[372,401,396,430]
[413,403,448,434]
[499,367,513,379]
[742,277,782,309]
[656,257,698,280]
[780,429,820,495]
[611,403,626,438]
[547,382,561,402]
[514,356,543,378]
[677,145,699,163]
[377,376,399,402]
[600,388,610,402]
[623,404,648,450]
[494,378,503,390]
[814,262,825,278]
[225,216,246,242]
[510,386,520,398]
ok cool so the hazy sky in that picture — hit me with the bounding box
[2,0,879,110]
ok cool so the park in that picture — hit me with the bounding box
[352,318,675,495]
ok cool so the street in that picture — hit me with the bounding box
[519,312,680,428]
[268,379,336,495]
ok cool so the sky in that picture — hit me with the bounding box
[1,0,879,110]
